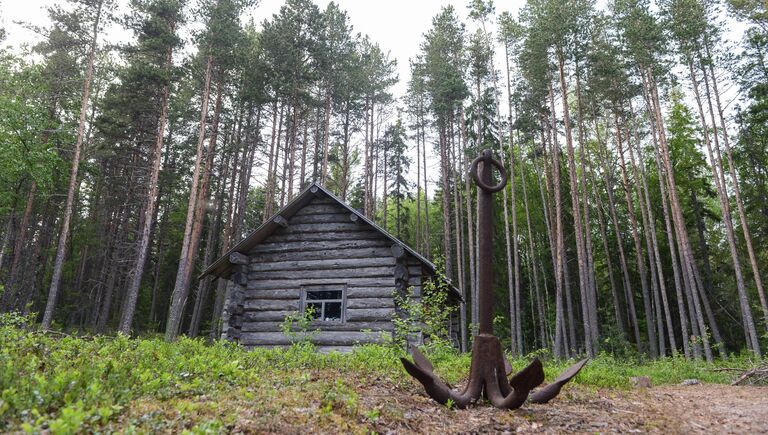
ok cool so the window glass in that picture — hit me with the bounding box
[306,290,342,300]
[303,287,345,322]
[324,302,342,321]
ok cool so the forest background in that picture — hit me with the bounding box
[0,0,767,362]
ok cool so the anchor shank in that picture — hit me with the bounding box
[477,155,495,335]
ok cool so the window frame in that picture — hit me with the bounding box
[300,284,347,324]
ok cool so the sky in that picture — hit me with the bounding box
[1,0,526,99]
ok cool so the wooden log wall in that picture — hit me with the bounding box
[228,195,424,351]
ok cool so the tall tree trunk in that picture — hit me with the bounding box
[703,48,768,330]
[595,120,642,349]
[119,35,175,334]
[644,69,714,360]
[321,91,331,184]
[557,52,593,356]
[421,107,431,256]
[547,78,567,358]
[2,181,35,310]
[164,55,214,341]
[628,116,677,354]
[626,120,671,355]
[42,0,104,329]
[574,66,599,350]
[500,43,522,355]
[614,110,657,357]
[690,62,759,355]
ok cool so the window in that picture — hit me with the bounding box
[302,285,346,322]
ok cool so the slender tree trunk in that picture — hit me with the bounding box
[2,181,35,310]
[614,110,657,357]
[645,69,714,360]
[628,117,677,354]
[42,0,104,329]
[0,206,15,276]
[703,49,768,330]
[415,111,422,252]
[439,121,454,284]
[557,52,593,356]
[547,78,566,358]
[119,35,175,334]
[321,91,331,184]
[627,120,671,355]
[164,55,214,341]
[574,67,599,350]
[691,61,759,354]
[595,120,642,349]
[500,44,522,355]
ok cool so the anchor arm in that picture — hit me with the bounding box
[529,358,589,404]
[400,357,478,408]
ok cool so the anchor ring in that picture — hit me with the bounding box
[469,150,508,193]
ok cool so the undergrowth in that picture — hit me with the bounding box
[0,313,759,433]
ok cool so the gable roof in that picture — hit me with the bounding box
[200,182,460,299]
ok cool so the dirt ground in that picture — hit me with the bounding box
[120,378,768,434]
[346,382,768,434]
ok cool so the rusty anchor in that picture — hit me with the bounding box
[401,149,588,410]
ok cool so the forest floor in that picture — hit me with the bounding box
[116,376,768,434]
[1,319,766,434]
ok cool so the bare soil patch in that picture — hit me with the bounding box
[355,383,768,434]
[117,374,768,434]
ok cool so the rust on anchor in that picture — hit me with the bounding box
[400,149,588,410]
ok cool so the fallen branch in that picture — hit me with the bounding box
[729,366,768,386]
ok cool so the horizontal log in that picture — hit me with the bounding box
[243,299,300,311]
[242,310,296,322]
[346,298,395,309]
[288,212,352,225]
[246,278,399,290]
[346,307,395,322]
[264,230,383,243]
[244,289,301,300]
[249,246,395,263]
[242,287,400,301]
[281,222,369,234]
[250,239,391,255]
[307,195,335,204]
[347,287,396,298]
[248,266,395,280]
[239,330,390,347]
[293,204,346,216]
[242,307,397,323]
[249,256,395,273]
[240,320,394,333]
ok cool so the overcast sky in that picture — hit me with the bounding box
[2,0,528,99]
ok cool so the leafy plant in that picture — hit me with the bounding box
[280,306,319,349]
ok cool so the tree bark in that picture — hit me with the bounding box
[119,33,175,334]
[42,0,104,329]
[164,54,214,341]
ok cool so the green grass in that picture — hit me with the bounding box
[0,315,759,433]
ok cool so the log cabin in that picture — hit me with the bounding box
[201,182,461,352]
